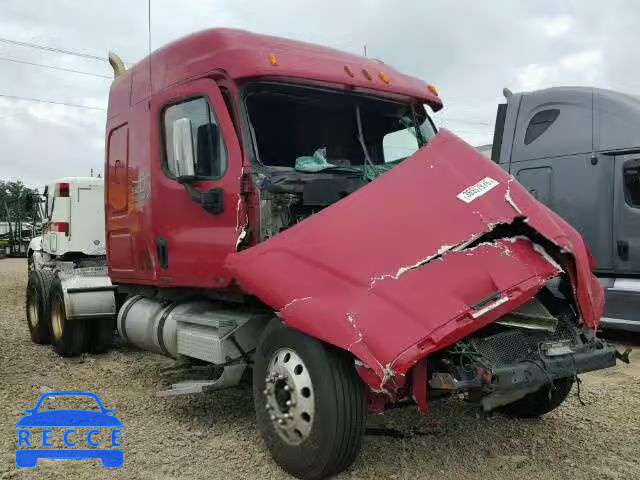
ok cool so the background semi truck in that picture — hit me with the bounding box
[492,87,640,332]
[25,30,618,479]
[25,177,114,355]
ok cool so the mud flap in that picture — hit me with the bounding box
[57,267,116,320]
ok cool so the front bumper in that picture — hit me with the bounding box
[481,338,616,410]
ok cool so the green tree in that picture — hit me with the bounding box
[0,180,39,242]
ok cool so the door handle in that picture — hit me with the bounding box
[156,237,169,269]
[617,240,629,261]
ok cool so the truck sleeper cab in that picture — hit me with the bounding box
[492,87,640,332]
[102,29,617,479]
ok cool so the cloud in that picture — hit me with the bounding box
[515,49,603,91]
[0,0,637,187]
[542,15,575,37]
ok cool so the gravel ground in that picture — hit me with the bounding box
[1,257,639,480]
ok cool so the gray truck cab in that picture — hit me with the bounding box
[492,86,640,331]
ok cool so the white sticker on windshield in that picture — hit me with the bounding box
[457,177,499,203]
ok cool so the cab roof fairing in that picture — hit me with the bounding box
[108,28,442,119]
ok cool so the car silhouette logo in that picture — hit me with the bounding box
[15,391,123,468]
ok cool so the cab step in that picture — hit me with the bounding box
[157,363,246,397]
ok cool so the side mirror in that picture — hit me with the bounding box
[172,117,195,178]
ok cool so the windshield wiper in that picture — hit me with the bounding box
[355,104,377,181]
[411,104,428,147]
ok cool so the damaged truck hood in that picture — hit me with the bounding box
[226,131,604,390]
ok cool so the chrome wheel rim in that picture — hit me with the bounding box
[51,296,64,340]
[263,348,315,445]
[27,289,38,329]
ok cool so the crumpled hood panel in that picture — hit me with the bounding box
[226,131,604,390]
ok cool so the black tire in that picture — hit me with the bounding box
[88,317,114,354]
[25,269,55,344]
[49,276,86,357]
[499,377,574,418]
[253,321,366,480]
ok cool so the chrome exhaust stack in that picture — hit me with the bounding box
[108,51,126,79]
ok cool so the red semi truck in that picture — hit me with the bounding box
[27,29,619,479]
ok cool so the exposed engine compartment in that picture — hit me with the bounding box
[255,167,367,239]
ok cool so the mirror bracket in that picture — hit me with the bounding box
[201,188,224,214]
[181,182,224,215]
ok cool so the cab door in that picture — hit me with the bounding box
[613,155,640,274]
[150,78,243,287]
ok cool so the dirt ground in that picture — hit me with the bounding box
[1,258,639,480]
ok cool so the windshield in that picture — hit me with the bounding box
[244,84,436,178]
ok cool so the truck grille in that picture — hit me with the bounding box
[468,317,578,368]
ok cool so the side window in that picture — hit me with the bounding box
[163,96,227,178]
[623,159,640,208]
[524,109,560,145]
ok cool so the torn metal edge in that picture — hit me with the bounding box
[504,176,524,215]
[235,228,248,250]
[346,312,365,351]
[277,296,312,317]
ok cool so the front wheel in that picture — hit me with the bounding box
[499,377,574,418]
[253,321,366,480]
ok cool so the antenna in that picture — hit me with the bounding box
[363,44,367,57]
[147,0,152,100]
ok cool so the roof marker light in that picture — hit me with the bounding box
[268,53,278,66]
[427,84,439,96]
[344,65,354,78]
[378,71,390,84]
[361,69,372,81]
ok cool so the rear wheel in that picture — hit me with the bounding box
[25,269,55,344]
[253,321,366,480]
[49,277,86,357]
[500,377,574,418]
[88,317,114,354]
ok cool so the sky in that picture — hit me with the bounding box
[0,0,637,187]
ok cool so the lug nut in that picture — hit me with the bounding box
[283,385,290,392]
[277,419,284,425]
[270,415,276,421]
[265,403,271,410]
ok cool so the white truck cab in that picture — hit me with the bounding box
[30,177,105,259]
